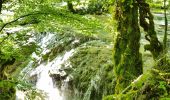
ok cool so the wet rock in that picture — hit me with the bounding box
[29,74,37,85]
[49,70,67,81]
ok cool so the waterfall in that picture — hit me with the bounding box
[16,49,74,100]
[30,49,74,100]
[16,90,26,100]
[34,64,63,100]
[16,32,76,100]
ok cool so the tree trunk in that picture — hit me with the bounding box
[67,1,75,13]
[0,0,3,13]
[163,0,168,61]
[137,0,163,60]
[113,0,142,93]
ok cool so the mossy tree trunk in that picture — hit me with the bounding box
[137,0,163,60]
[113,0,142,93]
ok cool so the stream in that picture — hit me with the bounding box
[30,49,74,100]
[15,32,78,100]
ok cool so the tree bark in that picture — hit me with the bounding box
[163,0,168,60]
[137,0,163,60]
[67,1,75,13]
[114,0,142,93]
[0,0,3,13]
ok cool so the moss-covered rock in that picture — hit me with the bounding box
[69,40,115,100]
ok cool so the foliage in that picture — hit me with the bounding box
[16,79,45,100]
[104,67,170,99]
[0,79,16,100]
[86,0,114,14]
[3,6,102,36]
[0,40,18,60]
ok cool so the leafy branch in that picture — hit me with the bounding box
[0,10,90,33]
[0,12,49,33]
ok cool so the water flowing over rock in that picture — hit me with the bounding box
[29,49,74,100]
[15,31,114,100]
[16,90,26,100]
[15,31,78,100]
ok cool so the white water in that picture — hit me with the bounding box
[15,90,26,100]
[15,32,75,100]
[35,64,62,100]
[29,49,75,100]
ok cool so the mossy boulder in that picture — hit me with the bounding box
[69,40,115,100]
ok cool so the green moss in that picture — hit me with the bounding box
[69,40,115,99]
[0,80,16,100]
[40,32,95,62]
[113,1,143,93]
[103,95,115,100]
[106,67,170,100]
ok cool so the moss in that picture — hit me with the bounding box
[10,58,32,78]
[113,1,143,93]
[0,80,16,100]
[69,40,115,99]
[103,95,115,100]
[138,0,163,60]
[107,67,170,100]
[41,32,95,62]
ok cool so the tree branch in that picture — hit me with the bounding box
[0,12,49,33]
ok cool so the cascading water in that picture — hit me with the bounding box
[16,32,76,100]
[32,63,62,100]
[30,49,74,100]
